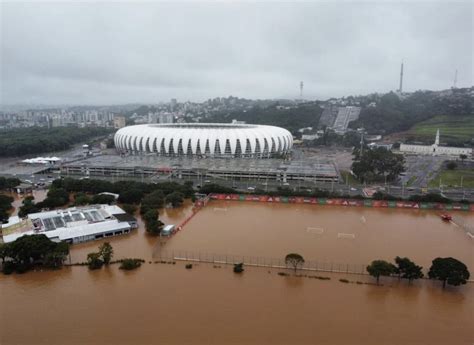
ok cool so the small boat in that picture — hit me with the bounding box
[440,214,452,221]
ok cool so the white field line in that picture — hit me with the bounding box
[338,233,356,239]
[307,227,324,234]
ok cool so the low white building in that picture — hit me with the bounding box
[400,129,472,157]
[2,204,137,244]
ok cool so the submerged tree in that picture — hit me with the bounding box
[367,260,396,285]
[394,256,424,284]
[428,257,470,288]
[87,252,104,270]
[285,253,305,273]
[99,242,114,265]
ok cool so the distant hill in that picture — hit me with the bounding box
[205,102,323,134]
[349,88,473,139]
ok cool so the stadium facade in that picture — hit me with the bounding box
[114,123,293,158]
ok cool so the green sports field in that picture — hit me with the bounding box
[428,169,474,188]
[409,115,474,142]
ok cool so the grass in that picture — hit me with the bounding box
[428,169,474,188]
[340,170,360,185]
[409,115,474,142]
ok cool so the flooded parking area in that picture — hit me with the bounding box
[1,200,473,345]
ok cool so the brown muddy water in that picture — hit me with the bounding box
[1,201,473,345]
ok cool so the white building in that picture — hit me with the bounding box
[400,129,472,157]
[2,205,136,244]
[114,123,293,158]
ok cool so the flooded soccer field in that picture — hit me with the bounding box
[1,200,473,345]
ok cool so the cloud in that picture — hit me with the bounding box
[1,1,472,105]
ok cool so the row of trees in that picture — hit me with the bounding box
[0,127,113,157]
[367,257,470,288]
[52,178,193,205]
[0,235,69,274]
[85,243,143,270]
[73,193,116,206]
[0,177,21,190]
[285,253,470,289]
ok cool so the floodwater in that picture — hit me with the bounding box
[1,201,473,345]
[8,189,47,216]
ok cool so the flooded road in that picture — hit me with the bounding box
[1,201,473,345]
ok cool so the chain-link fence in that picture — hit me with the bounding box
[155,249,368,275]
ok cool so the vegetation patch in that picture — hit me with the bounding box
[428,169,474,188]
[0,127,112,157]
[119,258,145,270]
[409,115,474,143]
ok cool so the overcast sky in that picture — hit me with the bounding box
[1,1,472,105]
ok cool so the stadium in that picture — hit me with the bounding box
[114,123,293,158]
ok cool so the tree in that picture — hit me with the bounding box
[121,204,137,215]
[0,194,14,223]
[18,197,41,218]
[394,256,424,284]
[91,194,116,205]
[43,242,70,269]
[1,234,69,273]
[285,253,305,273]
[352,147,405,183]
[428,257,470,288]
[165,191,184,208]
[143,209,164,235]
[0,243,8,263]
[87,252,104,270]
[118,189,144,204]
[140,190,165,215]
[366,260,396,285]
[446,161,457,170]
[98,242,114,265]
[74,192,91,206]
[459,154,467,164]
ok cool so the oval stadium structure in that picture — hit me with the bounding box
[114,123,293,158]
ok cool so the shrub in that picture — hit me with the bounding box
[2,261,16,275]
[233,263,244,273]
[185,264,193,269]
[119,258,143,270]
[339,278,350,283]
[446,161,457,170]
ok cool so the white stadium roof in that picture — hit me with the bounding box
[114,123,293,158]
